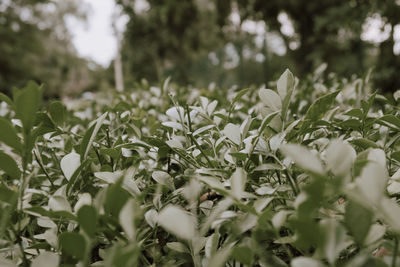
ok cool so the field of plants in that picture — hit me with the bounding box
[1,68,400,266]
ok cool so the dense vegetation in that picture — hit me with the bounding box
[1,69,400,266]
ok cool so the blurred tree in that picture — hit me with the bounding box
[117,0,400,91]
[0,0,96,97]
[372,0,400,92]
[117,0,224,86]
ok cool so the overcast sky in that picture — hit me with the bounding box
[67,0,118,67]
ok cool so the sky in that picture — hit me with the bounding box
[67,0,120,67]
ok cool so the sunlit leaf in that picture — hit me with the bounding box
[223,123,241,145]
[60,151,80,181]
[280,143,324,174]
[157,205,196,241]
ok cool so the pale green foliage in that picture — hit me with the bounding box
[1,70,400,266]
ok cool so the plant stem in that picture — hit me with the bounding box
[392,236,398,267]
[188,133,215,168]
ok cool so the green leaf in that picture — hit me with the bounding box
[77,205,97,237]
[361,92,376,117]
[391,151,400,162]
[0,151,21,179]
[350,138,379,149]
[0,118,22,153]
[14,81,42,132]
[58,232,86,260]
[277,69,295,120]
[80,112,108,159]
[0,93,13,106]
[378,114,400,129]
[344,108,363,119]
[104,180,130,217]
[0,184,17,204]
[231,88,250,106]
[49,101,67,126]
[345,200,372,245]
[305,90,340,121]
[231,245,253,265]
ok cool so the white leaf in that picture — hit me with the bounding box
[319,219,346,264]
[355,162,387,204]
[145,209,158,228]
[166,139,183,149]
[37,217,57,229]
[325,139,356,176]
[162,121,184,131]
[94,171,123,183]
[95,170,140,196]
[166,242,190,253]
[193,125,215,136]
[207,246,232,267]
[119,199,136,239]
[207,100,218,115]
[84,112,108,159]
[200,200,213,216]
[291,257,323,267]
[166,106,185,121]
[388,181,400,195]
[269,133,285,152]
[364,224,386,245]
[391,168,400,180]
[368,148,386,167]
[256,186,276,195]
[379,197,400,232]
[223,123,241,145]
[182,179,203,202]
[60,151,80,181]
[254,197,274,213]
[48,196,71,212]
[152,171,174,190]
[197,176,225,192]
[0,257,18,267]
[272,210,291,229]
[123,166,141,196]
[34,228,58,247]
[230,168,246,199]
[31,252,59,267]
[280,144,324,174]
[240,116,252,137]
[277,69,295,100]
[73,193,92,213]
[259,88,282,111]
[157,205,197,241]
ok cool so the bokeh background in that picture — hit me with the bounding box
[1,0,400,98]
